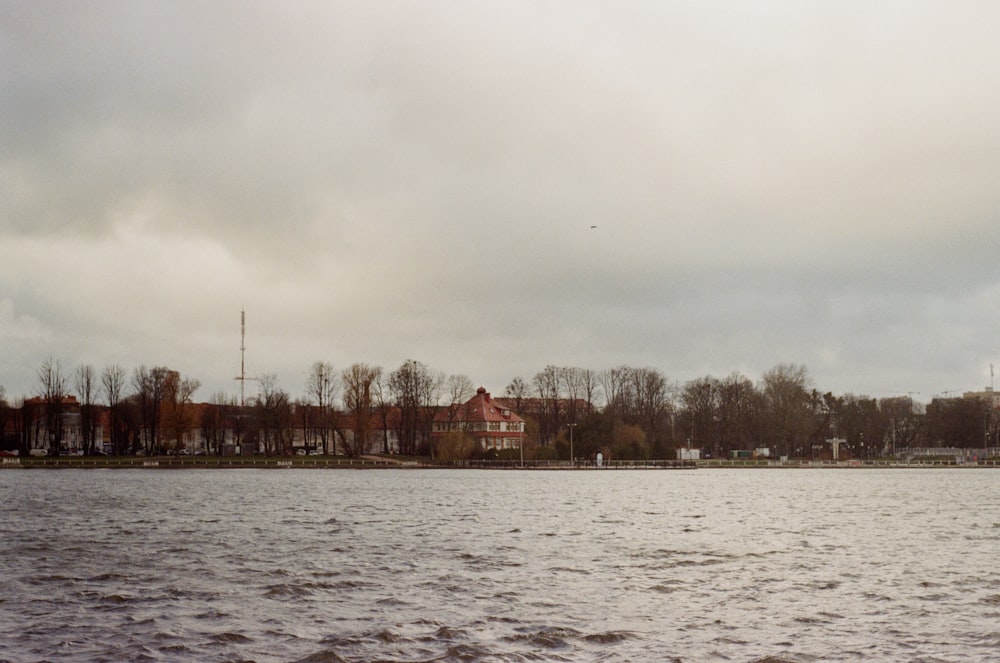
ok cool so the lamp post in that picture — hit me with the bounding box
[985,408,991,452]
[567,423,577,467]
[519,426,524,468]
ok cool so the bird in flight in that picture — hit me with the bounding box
[590,225,597,229]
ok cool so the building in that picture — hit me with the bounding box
[17,395,102,455]
[433,387,525,451]
[962,387,1000,408]
[677,447,701,461]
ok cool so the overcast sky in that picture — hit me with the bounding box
[3,1,1000,405]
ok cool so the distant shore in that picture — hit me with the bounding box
[2,456,998,470]
[1,456,693,470]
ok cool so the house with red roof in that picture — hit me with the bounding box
[432,387,525,452]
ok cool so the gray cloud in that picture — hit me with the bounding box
[3,1,1000,402]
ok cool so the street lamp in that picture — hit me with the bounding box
[567,423,577,467]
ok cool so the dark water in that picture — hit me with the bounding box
[1,468,999,662]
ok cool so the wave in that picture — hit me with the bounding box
[293,650,348,663]
[209,631,253,644]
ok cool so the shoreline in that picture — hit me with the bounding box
[2,456,997,470]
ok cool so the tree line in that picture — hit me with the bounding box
[1,358,996,459]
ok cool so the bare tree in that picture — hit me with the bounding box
[681,376,720,455]
[102,364,127,455]
[717,372,760,457]
[74,364,99,454]
[200,392,234,455]
[342,363,382,457]
[924,396,983,450]
[388,360,441,455]
[255,374,292,456]
[880,395,921,456]
[305,361,339,454]
[37,357,68,456]
[595,366,674,457]
[504,377,529,413]
[599,366,631,417]
[0,386,13,453]
[579,368,600,416]
[562,367,585,425]
[533,365,563,445]
[432,373,475,459]
[630,367,674,457]
[131,365,170,454]
[445,374,474,407]
[162,371,201,455]
[761,363,813,458]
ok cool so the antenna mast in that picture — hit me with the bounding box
[235,309,257,406]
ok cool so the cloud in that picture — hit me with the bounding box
[3,1,1000,401]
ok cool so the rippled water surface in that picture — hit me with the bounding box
[2,468,1000,662]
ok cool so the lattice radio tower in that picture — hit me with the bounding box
[234,309,257,406]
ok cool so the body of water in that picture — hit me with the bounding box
[1,467,999,662]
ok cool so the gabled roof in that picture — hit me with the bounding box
[434,387,524,424]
